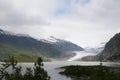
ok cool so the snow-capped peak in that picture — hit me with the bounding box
[0,29,4,34]
[40,36,59,44]
[84,42,106,53]
[47,36,58,42]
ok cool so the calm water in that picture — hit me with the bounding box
[20,61,120,80]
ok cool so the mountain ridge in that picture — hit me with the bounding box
[97,32,120,61]
[81,33,120,62]
[41,36,84,51]
[0,29,84,61]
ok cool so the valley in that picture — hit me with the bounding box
[0,0,120,80]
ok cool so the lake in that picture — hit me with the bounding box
[20,61,120,80]
[0,51,120,80]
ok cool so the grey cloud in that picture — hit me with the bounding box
[0,0,48,26]
[63,0,120,28]
[95,0,120,27]
[96,0,120,28]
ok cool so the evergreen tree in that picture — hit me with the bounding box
[23,67,34,80]
[0,56,51,80]
[34,57,51,80]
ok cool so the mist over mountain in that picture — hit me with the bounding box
[84,42,105,53]
[81,33,120,62]
[41,36,84,51]
[0,29,83,61]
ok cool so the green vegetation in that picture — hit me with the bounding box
[13,54,38,62]
[0,43,38,61]
[0,31,63,60]
[59,65,120,80]
[0,43,52,62]
[0,29,84,61]
[0,56,51,80]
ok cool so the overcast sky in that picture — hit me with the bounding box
[0,0,120,48]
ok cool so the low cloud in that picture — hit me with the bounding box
[0,0,120,47]
[0,0,49,26]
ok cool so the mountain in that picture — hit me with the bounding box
[84,42,105,53]
[42,36,84,59]
[0,29,83,61]
[41,36,84,51]
[0,29,63,61]
[81,33,120,62]
[97,33,120,61]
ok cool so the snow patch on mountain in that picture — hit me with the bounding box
[40,36,59,44]
[84,42,105,53]
[0,29,4,34]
